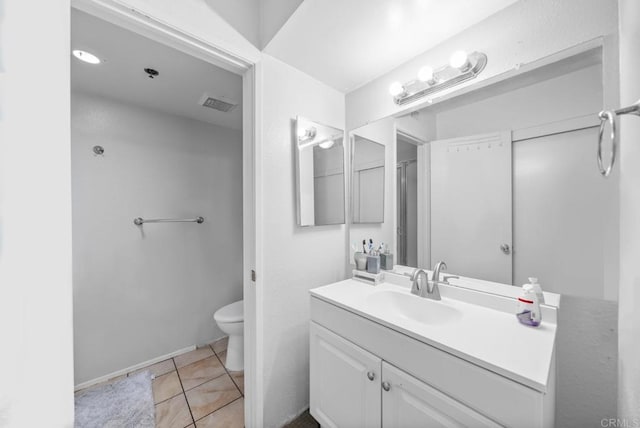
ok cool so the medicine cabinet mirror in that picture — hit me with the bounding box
[295,116,346,227]
[351,135,385,224]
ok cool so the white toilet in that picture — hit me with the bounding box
[213,300,244,371]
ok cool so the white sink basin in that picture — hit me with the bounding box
[366,290,463,326]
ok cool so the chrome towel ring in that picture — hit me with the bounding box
[597,99,640,178]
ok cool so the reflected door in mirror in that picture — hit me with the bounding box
[352,135,385,223]
[430,132,512,284]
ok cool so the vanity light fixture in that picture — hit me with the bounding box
[72,49,101,65]
[388,81,405,97]
[391,50,487,106]
[318,138,335,149]
[297,127,317,143]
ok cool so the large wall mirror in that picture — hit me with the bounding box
[351,135,385,223]
[295,116,345,227]
[348,48,619,302]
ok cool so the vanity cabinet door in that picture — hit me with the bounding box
[381,362,500,428]
[310,322,382,428]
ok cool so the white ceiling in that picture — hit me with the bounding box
[264,0,519,92]
[71,9,243,130]
[203,0,304,49]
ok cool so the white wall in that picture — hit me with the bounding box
[396,113,433,142]
[258,54,346,427]
[0,1,75,426]
[203,0,260,48]
[201,0,304,49]
[71,91,243,384]
[618,0,640,420]
[88,0,261,67]
[346,0,617,130]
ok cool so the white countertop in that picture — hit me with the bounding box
[310,279,557,392]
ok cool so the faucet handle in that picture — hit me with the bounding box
[404,268,418,280]
[442,275,459,284]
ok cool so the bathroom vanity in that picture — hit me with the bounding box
[309,274,558,427]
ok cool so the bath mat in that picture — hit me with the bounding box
[75,371,155,428]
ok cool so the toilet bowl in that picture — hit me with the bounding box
[214,300,243,371]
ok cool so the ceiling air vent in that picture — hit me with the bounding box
[199,94,238,112]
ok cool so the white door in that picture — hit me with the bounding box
[381,362,500,428]
[310,323,382,428]
[513,127,614,298]
[430,132,512,283]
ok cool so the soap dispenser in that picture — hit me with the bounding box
[516,284,542,327]
[527,277,545,305]
[380,243,394,271]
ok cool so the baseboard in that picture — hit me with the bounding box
[74,345,196,391]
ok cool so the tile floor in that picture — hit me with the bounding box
[90,337,244,428]
[81,336,321,428]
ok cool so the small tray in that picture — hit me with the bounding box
[352,269,385,286]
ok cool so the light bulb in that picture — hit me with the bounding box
[389,82,404,97]
[72,49,101,65]
[298,127,317,142]
[319,139,335,149]
[449,50,469,69]
[417,66,434,83]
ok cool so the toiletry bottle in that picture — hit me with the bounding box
[380,246,394,271]
[367,250,381,274]
[516,284,542,327]
[527,277,545,305]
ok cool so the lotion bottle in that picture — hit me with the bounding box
[516,284,542,327]
[527,277,545,305]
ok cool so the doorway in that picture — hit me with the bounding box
[396,134,419,267]
[69,3,258,426]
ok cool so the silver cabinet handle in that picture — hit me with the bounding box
[381,381,391,391]
[500,244,510,254]
[367,371,375,381]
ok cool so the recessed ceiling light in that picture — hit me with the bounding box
[72,50,101,65]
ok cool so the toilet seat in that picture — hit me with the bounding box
[214,300,243,323]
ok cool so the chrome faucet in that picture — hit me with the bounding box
[431,261,447,283]
[410,269,427,296]
[409,261,458,301]
[410,268,441,301]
